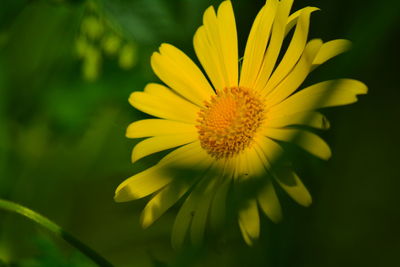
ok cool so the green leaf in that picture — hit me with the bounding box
[0,199,113,267]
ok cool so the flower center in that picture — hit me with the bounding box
[197,87,265,159]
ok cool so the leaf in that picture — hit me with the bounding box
[0,199,112,267]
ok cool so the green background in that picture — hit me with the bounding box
[0,0,399,266]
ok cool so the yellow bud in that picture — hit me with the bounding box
[81,16,103,40]
[75,36,88,58]
[83,45,101,81]
[118,43,137,70]
[102,34,121,56]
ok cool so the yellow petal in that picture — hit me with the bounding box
[312,39,352,68]
[257,177,282,223]
[131,133,198,163]
[202,6,227,85]
[254,135,284,167]
[171,188,197,249]
[171,168,213,249]
[129,83,199,123]
[126,119,196,138]
[266,111,330,130]
[115,142,211,202]
[238,199,260,246]
[266,7,318,91]
[193,26,224,91]
[264,38,323,104]
[216,0,238,86]
[158,141,212,167]
[253,0,294,92]
[274,169,312,206]
[114,166,172,202]
[209,176,231,230]
[194,0,238,90]
[285,7,319,37]
[245,146,269,177]
[264,128,331,160]
[190,168,220,245]
[151,44,215,107]
[239,0,278,89]
[253,141,272,171]
[233,151,248,179]
[268,79,368,117]
[141,180,195,228]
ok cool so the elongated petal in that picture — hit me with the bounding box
[209,176,231,230]
[266,7,317,91]
[268,79,368,117]
[171,187,197,249]
[115,142,211,202]
[254,135,284,167]
[238,199,260,246]
[285,7,319,37]
[151,44,215,106]
[129,83,199,123]
[190,168,220,245]
[233,152,248,179]
[312,39,352,68]
[264,39,323,104]
[141,179,195,228]
[253,0,294,92]
[253,137,283,222]
[239,0,278,89]
[194,1,238,91]
[264,128,331,160]
[257,177,282,223]
[126,119,196,138]
[201,3,231,87]
[114,166,173,202]
[131,133,198,163]
[171,170,213,249]
[158,141,211,167]
[266,111,330,130]
[245,145,269,177]
[193,26,224,92]
[216,0,238,86]
[274,169,312,206]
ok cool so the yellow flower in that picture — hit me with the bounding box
[115,0,367,247]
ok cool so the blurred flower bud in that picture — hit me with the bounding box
[81,16,103,40]
[83,45,101,81]
[102,34,121,56]
[118,43,137,70]
[75,36,88,58]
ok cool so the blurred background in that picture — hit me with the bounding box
[0,0,399,266]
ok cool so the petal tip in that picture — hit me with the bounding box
[359,81,368,94]
[271,212,283,223]
[302,195,313,207]
[125,124,135,138]
[114,180,134,203]
[218,0,233,11]
[131,149,140,163]
[321,116,331,130]
[140,212,152,229]
[128,92,137,106]
[114,189,127,203]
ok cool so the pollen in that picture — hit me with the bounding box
[197,87,265,159]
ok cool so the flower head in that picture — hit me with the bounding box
[115,0,367,247]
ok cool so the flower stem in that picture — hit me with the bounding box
[0,199,113,267]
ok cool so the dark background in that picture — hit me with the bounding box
[0,0,399,266]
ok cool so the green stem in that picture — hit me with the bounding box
[0,199,113,267]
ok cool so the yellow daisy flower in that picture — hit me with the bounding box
[115,0,367,247]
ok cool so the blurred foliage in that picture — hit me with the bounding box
[0,0,399,266]
[75,0,138,81]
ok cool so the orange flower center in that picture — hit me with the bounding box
[197,87,265,159]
